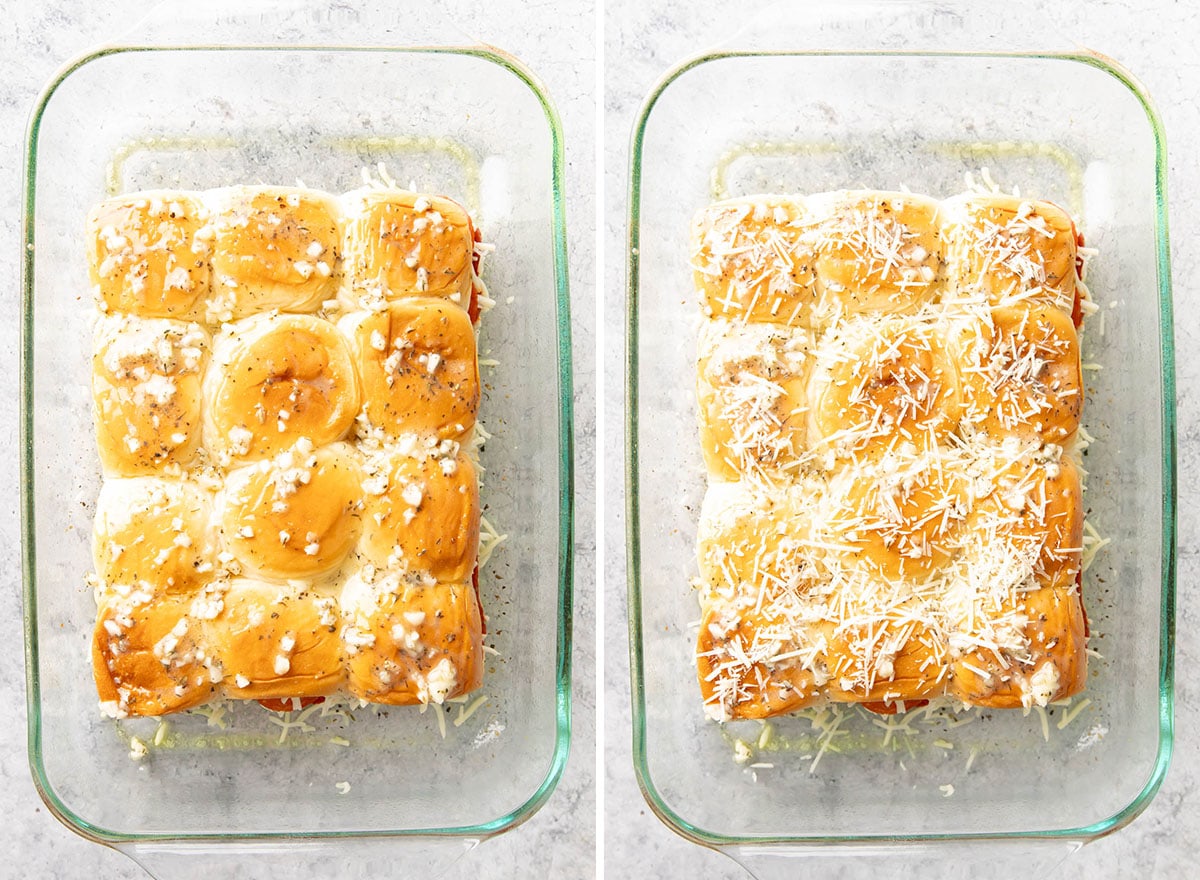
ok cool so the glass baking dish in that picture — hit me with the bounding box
[625,1,1175,876]
[20,2,573,877]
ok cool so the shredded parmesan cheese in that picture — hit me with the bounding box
[691,184,1100,745]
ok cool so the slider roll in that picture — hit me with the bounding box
[824,609,949,704]
[92,595,217,717]
[960,304,1082,445]
[696,319,811,485]
[697,602,823,721]
[342,297,479,441]
[943,194,1078,313]
[696,483,821,598]
[343,578,484,706]
[92,315,209,475]
[207,186,341,319]
[87,191,211,319]
[822,452,969,583]
[209,579,343,701]
[808,315,962,457]
[361,447,480,582]
[806,191,943,318]
[949,584,1087,709]
[690,196,818,327]
[219,441,362,579]
[341,189,476,310]
[92,477,215,600]
[205,313,360,463]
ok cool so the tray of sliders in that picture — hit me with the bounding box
[625,2,1173,863]
[22,5,572,873]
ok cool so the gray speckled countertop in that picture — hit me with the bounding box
[604,1,1197,878]
[0,1,595,878]
[8,0,1199,876]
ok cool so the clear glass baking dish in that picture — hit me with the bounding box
[20,2,573,877]
[626,1,1175,876]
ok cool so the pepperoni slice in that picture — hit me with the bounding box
[1077,565,1090,640]
[861,699,930,716]
[469,225,483,324]
[473,565,487,636]
[1071,218,1086,328]
[258,696,325,713]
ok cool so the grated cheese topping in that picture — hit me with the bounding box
[691,187,1099,724]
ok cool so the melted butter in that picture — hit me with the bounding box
[106,134,481,220]
[710,139,1084,217]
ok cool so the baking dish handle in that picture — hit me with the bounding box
[121,836,479,880]
[113,0,474,49]
[715,0,1079,55]
[724,838,1084,880]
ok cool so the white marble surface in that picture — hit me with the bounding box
[0,1,595,878]
[604,1,1198,878]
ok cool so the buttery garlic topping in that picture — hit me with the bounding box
[87,185,490,719]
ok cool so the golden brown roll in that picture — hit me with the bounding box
[945,450,1086,707]
[208,579,343,700]
[340,298,479,440]
[687,186,1094,717]
[92,315,209,475]
[694,482,833,719]
[690,196,818,327]
[92,594,217,717]
[696,319,812,484]
[206,313,360,463]
[696,482,823,599]
[805,191,943,318]
[696,600,824,721]
[360,445,480,581]
[948,584,1087,708]
[808,315,962,456]
[92,477,215,599]
[342,575,483,706]
[87,192,210,319]
[824,602,949,703]
[959,304,1082,444]
[822,450,969,582]
[341,189,476,309]
[961,451,1083,592]
[85,184,491,717]
[206,186,341,320]
[219,441,362,579]
[943,194,1077,312]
